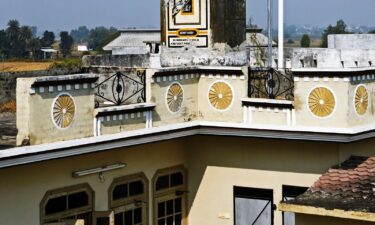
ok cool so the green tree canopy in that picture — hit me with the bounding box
[87,26,118,51]
[321,19,350,47]
[40,31,55,47]
[70,26,90,43]
[300,34,311,47]
[59,31,74,57]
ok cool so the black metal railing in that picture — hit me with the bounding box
[248,67,294,101]
[95,70,146,107]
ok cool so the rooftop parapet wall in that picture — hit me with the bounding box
[291,68,375,129]
[284,48,375,69]
[328,34,375,50]
[16,74,99,146]
[82,54,150,68]
[13,67,375,147]
[160,45,250,67]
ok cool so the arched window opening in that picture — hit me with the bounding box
[109,173,148,225]
[153,166,187,225]
[41,183,94,225]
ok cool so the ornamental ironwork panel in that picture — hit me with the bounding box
[95,70,146,107]
[248,67,294,101]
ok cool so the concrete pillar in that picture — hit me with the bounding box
[278,0,284,68]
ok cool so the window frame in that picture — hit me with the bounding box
[40,183,94,225]
[108,172,149,225]
[152,165,188,225]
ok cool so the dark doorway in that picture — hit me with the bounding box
[234,186,274,225]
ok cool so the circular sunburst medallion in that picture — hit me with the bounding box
[308,87,336,118]
[209,81,234,111]
[354,85,369,116]
[166,83,184,113]
[52,94,76,129]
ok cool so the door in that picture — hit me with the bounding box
[234,187,274,225]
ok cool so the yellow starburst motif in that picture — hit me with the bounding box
[52,94,75,128]
[308,87,336,118]
[167,83,184,112]
[209,82,233,110]
[355,85,369,116]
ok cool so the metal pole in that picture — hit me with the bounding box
[278,0,284,69]
[267,0,273,68]
[267,0,274,97]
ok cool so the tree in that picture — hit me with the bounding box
[369,30,375,34]
[28,38,41,59]
[87,26,118,51]
[300,34,311,47]
[40,31,55,47]
[30,26,38,38]
[70,26,90,43]
[6,20,23,57]
[59,31,74,57]
[321,19,350,47]
[19,26,33,57]
[0,30,8,57]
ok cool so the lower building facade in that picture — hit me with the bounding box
[1,135,375,225]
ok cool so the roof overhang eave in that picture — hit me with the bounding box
[278,203,375,222]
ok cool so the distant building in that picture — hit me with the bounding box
[103,29,160,55]
[77,45,89,52]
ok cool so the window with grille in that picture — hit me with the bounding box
[40,183,94,225]
[153,166,187,225]
[109,173,148,225]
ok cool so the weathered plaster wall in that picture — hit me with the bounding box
[347,80,375,127]
[0,68,81,104]
[197,73,247,123]
[152,73,199,127]
[16,77,97,145]
[294,78,350,128]
[82,54,150,68]
[28,85,95,145]
[284,48,375,69]
[100,113,148,135]
[328,34,375,50]
[160,45,249,67]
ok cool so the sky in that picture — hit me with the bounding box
[0,0,374,32]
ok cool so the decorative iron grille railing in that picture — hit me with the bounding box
[95,70,146,107]
[248,67,294,101]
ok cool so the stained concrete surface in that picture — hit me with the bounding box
[0,113,16,149]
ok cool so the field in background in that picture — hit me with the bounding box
[0,61,54,72]
[285,38,322,48]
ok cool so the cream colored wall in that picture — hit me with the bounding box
[296,214,375,225]
[3,135,375,225]
[100,113,147,135]
[0,139,187,225]
[16,78,35,145]
[251,109,289,126]
[294,79,349,128]
[185,136,341,225]
[347,81,375,127]
[198,75,248,123]
[151,74,199,127]
[28,86,95,145]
